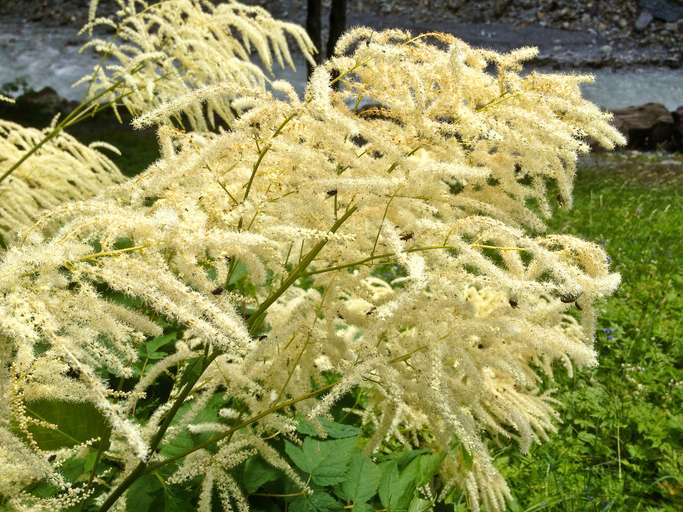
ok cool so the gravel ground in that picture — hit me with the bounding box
[0,0,681,68]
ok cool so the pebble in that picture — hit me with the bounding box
[635,10,654,30]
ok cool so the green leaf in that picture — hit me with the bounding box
[156,484,194,512]
[340,453,381,504]
[290,491,342,512]
[285,437,357,486]
[160,393,225,459]
[297,416,361,439]
[412,453,443,486]
[146,332,177,353]
[22,399,111,451]
[242,456,282,494]
[378,462,399,509]
[407,497,432,512]
[126,472,162,512]
[126,470,193,512]
[378,459,421,512]
[390,449,430,469]
[351,504,374,512]
[457,444,473,472]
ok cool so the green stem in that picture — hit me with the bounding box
[247,205,357,332]
[97,351,217,512]
[303,244,460,276]
[98,208,356,511]
[0,68,142,185]
[146,380,338,473]
[243,111,299,203]
[147,345,425,473]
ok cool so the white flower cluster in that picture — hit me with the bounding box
[80,0,315,130]
[0,10,625,512]
[0,120,125,245]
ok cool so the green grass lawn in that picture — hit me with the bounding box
[500,154,683,512]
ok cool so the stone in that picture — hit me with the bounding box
[494,0,510,17]
[673,106,683,151]
[635,10,654,30]
[612,103,676,150]
[446,0,466,13]
[15,87,74,115]
[639,0,683,22]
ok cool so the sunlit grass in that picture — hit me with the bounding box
[501,155,683,512]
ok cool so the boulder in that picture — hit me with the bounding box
[612,102,676,150]
[673,106,683,150]
[0,87,79,127]
[14,87,78,116]
[639,0,683,22]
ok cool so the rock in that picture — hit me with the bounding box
[600,44,613,54]
[445,0,466,13]
[635,10,654,30]
[494,0,510,17]
[15,87,77,116]
[673,106,683,150]
[639,0,683,22]
[612,103,676,150]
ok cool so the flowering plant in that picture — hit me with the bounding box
[0,3,624,511]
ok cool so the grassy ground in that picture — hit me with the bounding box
[500,154,683,511]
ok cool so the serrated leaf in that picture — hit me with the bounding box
[290,491,342,512]
[378,461,400,509]
[285,437,357,486]
[412,453,444,486]
[22,399,111,451]
[340,453,381,503]
[297,416,361,439]
[407,497,432,512]
[126,472,162,512]
[160,393,225,459]
[378,459,421,512]
[241,456,282,494]
[391,449,430,469]
[126,469,192,512]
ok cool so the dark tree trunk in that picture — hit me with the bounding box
[326,0,347,59]
[306,0,323,76]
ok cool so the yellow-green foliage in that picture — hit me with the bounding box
[80,0,315,130]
